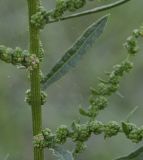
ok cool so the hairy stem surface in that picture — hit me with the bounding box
[27,0,44,160]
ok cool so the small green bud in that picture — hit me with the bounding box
[122,122,137,135]
[104,121,120,138]
[71,124,91,142]
[25,90,47,105]
[33,134,45,148]
[89,96,108,110]
[88,121,104,134]
[128,128,143,143]
[73,141,86,155]
[55,125,69,144]
[25,89,31,105]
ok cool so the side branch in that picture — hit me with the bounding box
[0,45,39,69]
[48,0,132,24]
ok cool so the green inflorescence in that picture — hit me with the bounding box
[25,89,47,105]
[33,24,143,156]
[31,0,95,29]
[31,0,86,29]
[0,45,40,69]
[33,120,143,153]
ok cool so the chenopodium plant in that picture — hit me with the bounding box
[1,0,143,160]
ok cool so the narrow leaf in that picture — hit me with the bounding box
[114,146,143,160]
[52,146,74,160]
[41,14,109,89]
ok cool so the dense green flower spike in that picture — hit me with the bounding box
[79,26,143,119]
[33,24,143,158]
[31,0,87,29]
[51,0,86,19]
[0,45,40,69]
[33,121,143,149]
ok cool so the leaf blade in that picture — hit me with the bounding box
[41,14,109,89]
[114,146,143,160]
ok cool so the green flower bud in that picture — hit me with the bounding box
[42,128,52,140]
[55,125,69,144]
[132,29,140,38]
[74,142,86,155]
[40,91,47,105]
[89,96,108,110]
[104,121,120,138]
[73,0,86,9]
[127,127,143,143]
[71,124,91,142]
[67,0,76,12]
[25,90,47,105]
[121,61,133,73]
[33,134,45,148]
[122,122,137,135]
[42,128,56,148]
[12,47,23,64]
[88,121,104,134]
[25,89,31,105]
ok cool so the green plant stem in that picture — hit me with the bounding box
[27,0,44,160]
[48,0,131,24]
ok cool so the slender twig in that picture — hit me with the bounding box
[48,0,132,24]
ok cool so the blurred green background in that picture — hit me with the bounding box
[0,0,143,160]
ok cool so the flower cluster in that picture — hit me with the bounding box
[124,27,143,55]
[39,41,45,61]
[0,45,28,66]
[51,0,86,20]
[31,7,50,29]
[79,25,143,119]
[0,45,40,69]
[33,120,143,154]
[79,60,133,119]
[122,122,143,143]
[25,89,47,105]
[31,0,88,28]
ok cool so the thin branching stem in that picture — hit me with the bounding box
[48,0,132,24]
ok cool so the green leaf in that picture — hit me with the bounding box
[114,146,143,160]
[79,107,89,117]
[52,146,74,160]
[41,14,109,89]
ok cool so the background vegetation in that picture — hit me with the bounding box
[0,0,143,159]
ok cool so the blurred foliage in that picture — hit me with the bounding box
[0,0,143,160]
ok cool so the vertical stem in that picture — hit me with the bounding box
[27,0,44,160]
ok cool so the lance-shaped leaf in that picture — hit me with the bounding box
[114,146,143,160]
[51,146,74,160]
[41,14,109,89]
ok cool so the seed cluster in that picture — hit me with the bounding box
[25,89,47,105]
[31,0,94,29]
[31,7,50,29]
[51,0,86,20]
[33,120,143,154]
[79,26,143,119]
[0,45,40,69]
